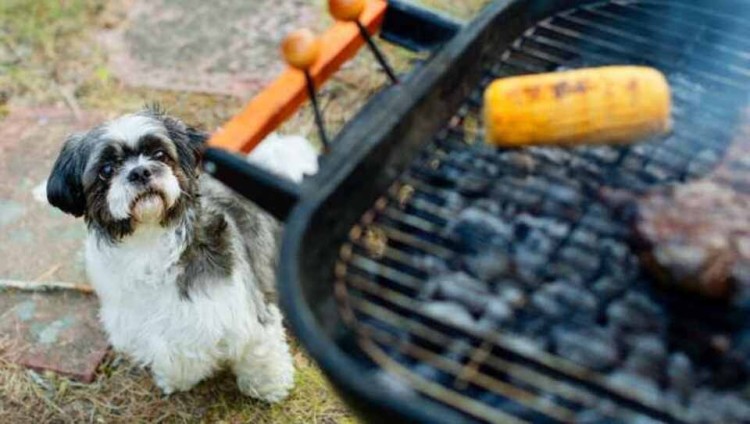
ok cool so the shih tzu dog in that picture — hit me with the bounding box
[46,107,316,402]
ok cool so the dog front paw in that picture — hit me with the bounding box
[153,372,177,395]
[150,356,217,395]
[236,368,294,403]
[235,349,295,403]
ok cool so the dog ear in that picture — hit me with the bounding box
[159,114,207,177]
[47,133,89,217]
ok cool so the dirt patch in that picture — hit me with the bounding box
[100,0,319,96]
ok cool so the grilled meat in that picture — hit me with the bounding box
[636,140,750,300]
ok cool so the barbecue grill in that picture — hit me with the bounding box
[205,0,750,422]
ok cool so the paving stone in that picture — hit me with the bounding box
[0,107,109,381]
[0,107,102,284]
[99,0,317,96]
[0,289,108,382]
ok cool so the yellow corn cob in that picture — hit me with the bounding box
[483,66,672,147]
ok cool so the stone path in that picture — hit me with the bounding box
[99,0,318,96]
[0,107,108,381]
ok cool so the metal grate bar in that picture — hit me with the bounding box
[553,12,750,80]
[582,5,750,59]
[358,337,528,424]
[344,272,683,421]
[533,20,749,89]
[336,2,750,422]
[635,1,750,30]
[355,302,648,422]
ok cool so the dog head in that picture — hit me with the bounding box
[47,107,205,241]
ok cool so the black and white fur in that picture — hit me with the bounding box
[46,107,309,401]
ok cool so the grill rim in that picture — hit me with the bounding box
[279,0,557,421]
[279,0,750,422]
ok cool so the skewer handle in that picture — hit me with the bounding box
[329,0,366,22]
[282,29,322,71]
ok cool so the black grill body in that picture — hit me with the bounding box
[264,1,750,422]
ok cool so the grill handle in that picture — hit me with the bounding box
[202,147,301,221]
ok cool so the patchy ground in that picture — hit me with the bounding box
[0,0,489,422]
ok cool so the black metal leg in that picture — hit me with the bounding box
[356,21,399,85]
[304,71,330,151]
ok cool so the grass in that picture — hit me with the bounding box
[0,0,489,422]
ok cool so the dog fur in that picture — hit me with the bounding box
[46,107,313,401]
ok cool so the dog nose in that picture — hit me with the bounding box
[128,166,152,184]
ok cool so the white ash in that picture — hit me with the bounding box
[552,326,619,371]
[415,255,450,275]
[425,272,489,297]
[591,276,628,299]
[372,370,416,398]
[464,249,509,281]
[667,352,695,401]
[421,301,476,329]
[495,284,527,309]
[684,389,750,424]
[606,293,664,334]
[427,272,493,314]
[622,335,668,379]
[608,371,663,405]
[478,297,514,329]
[445,207,513,253]
[531,281,598,319]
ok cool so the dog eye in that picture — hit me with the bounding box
[153,150,167,161]
[99,164,114,180]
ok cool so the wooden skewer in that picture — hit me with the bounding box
[329,0,398,84]
[282,29,330,151]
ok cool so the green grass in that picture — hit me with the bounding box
[0,0,490,422]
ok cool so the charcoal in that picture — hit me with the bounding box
[558,246,601,275]
[531,281,598,319]
[432,272,492,313]
[421,301,476,328]
[514,251,552,279]
[416,255,450,275]
[591,276,628,299]
[600,238,630,263]
[574,410,612,424]
[623,335,668,379]
[641,163,671,183]
[471,198,502,216]
[606,293,664,334]
[499,151,537,173]
[495,284,527,309]
[685,389,750,424]
[531,289,567,318]
[686,149,720,178]
[457,176,491,197]
[585,146,622,163]
[552,326,619,371]
[367,98,750,422]
[442,191,466,210]
[431,271,490,292]
[667,352,695,401]
[480,297,514,327]
[517,214,571,239]
[529,147,571,166]
[570,229,600,246]
[608,371,663,405]
[445,207,513,253]
[464,249,509,281]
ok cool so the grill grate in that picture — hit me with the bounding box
[335,1,750,422]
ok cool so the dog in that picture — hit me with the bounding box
[46,106,316,402]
